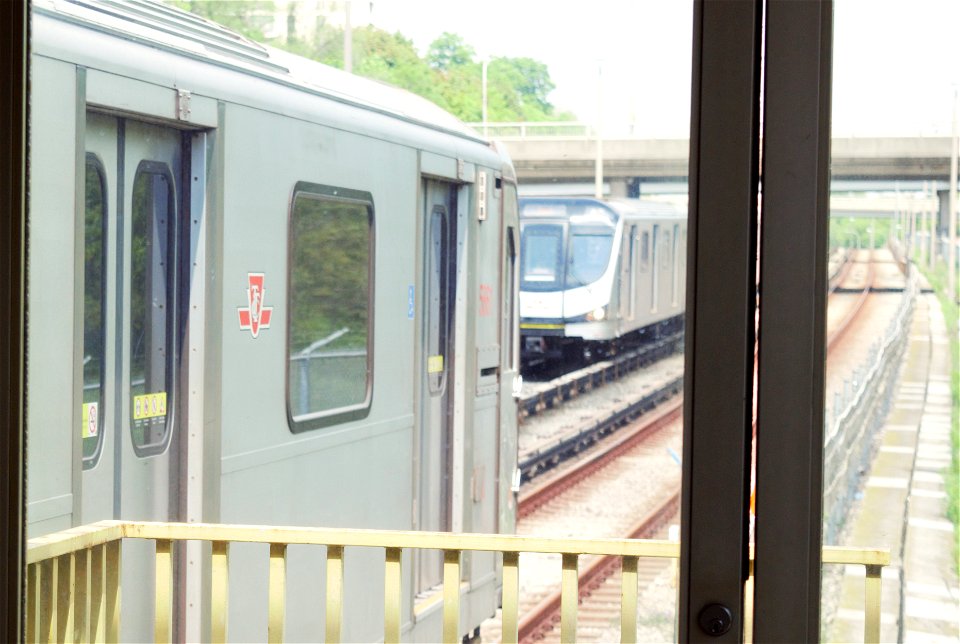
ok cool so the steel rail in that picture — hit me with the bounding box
[518,332,683,422]
[518,401,682,519]
[517,491,682,643]
[826,250,876,349]
[517,376,682,484]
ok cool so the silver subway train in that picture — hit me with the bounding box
[519,197,686,367]
[28,0,519,640]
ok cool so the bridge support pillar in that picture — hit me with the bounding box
[607,177,630,198]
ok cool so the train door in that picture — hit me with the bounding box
[418,179,459,593]
[81,113,187,636]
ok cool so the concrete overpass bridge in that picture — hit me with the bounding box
[471,122,957,225]
[473,122,954,183]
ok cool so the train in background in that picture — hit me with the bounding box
[28,0,519,640]
[519,197,687,368]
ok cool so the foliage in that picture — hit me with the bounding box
[165,2,572,122]
[828,216,889,250]
[167,0,276,41]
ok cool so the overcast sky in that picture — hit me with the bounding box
[366,0,960,137]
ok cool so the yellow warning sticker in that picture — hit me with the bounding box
[81,402,99,439]
[133,392,167,421]
[427,355,444,374]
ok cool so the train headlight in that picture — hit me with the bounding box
[586,307,606,322]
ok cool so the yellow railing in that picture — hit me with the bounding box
[26,520,890,643]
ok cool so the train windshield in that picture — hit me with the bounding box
[566,226,614,287]
[521,223,565,291]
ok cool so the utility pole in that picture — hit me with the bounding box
[594,61,603,200]
[482,58,488,138]
[950,88,958,300]
[344,1,352,74]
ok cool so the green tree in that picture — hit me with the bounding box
[168,0,275,41]
[426,32,476,71]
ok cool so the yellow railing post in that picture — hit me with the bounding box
[620,556,638,644]
[268,543,287,643]
[442,550,461,643]
[73,549,89,643]
[56,553,73,641]
[501,551,519,644]
[90,544,104,643]
[105,539,120,642]
[210,541,229,643]
[155,539,173,643]
[863,564,883,643]
[325,545,344,643]
[384,548,402,643]
[26,562,37,643]
[560,553,578,643]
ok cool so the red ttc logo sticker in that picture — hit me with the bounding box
[238,273,273,338]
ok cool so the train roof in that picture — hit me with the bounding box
[519,197,686,222]
[33,0,486,145]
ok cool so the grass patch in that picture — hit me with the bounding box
[829,216,893,249]
[918,263,959,572]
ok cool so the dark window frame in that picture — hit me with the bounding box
[286,181,375,432]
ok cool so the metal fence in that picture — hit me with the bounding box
[26,520,889,643]
[822,275,915,544]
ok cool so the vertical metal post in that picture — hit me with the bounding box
[501,552,519,644]
[268,543,286,643]
[442,550,461,643]
[343,1,353,74]
[482,59,488,139]
[620,556,638,643]
[155,540,173,643]
[383,548,402,643]
[681,0,762,641]
[560,553,578,643]
[754,1,832,640]
[594,62,603,199]
[325,545,343,644]
[949,89,957,298]
[0,1,27,641]
[210,541,229,643]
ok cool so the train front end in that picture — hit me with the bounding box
[519,198,620,366]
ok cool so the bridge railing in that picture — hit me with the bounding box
[26,520,889,643]
[465,121,594,139]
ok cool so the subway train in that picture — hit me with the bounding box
[27,0,519,640]
[519,197,687,368]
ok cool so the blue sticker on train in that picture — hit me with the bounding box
[408,286,415,319]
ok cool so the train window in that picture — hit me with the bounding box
[566,226,614,287]
[671,223,681,306]
[129,163,176,454]
[81,154,107,466]
[427,204,450,394]
[287,183,374,430]
[506,225,519,372]
[640,230,650,272]
[521,223,564,291]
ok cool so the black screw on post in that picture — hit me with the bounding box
[697,604,733,637]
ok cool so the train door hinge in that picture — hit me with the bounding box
[177,88,192,121]
[477,171,488,221]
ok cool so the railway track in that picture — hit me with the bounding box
[518,332,683,422]
[487,249,895,643]
[497,398,683,642]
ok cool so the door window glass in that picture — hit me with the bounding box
[129,163,175,453]
[427,205,450,395]
[82,155,107,465]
